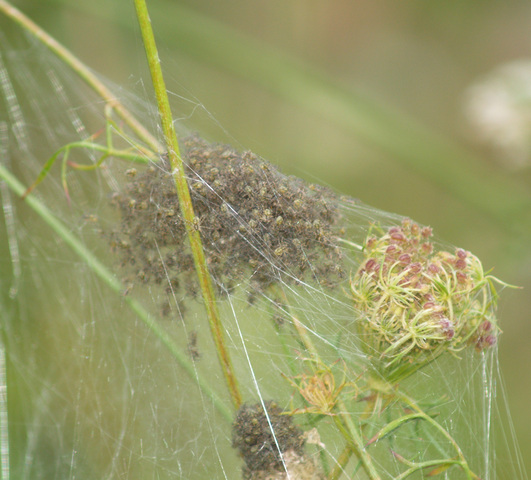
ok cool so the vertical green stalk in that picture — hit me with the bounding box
[0,0,236,420]
[133,0,242,409]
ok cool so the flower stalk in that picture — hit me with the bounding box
[133,0,242,409]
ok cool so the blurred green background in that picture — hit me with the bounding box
[5,0,531,476]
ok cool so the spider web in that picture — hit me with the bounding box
[0,19,527,480]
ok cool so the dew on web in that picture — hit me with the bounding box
[0,11,528,480]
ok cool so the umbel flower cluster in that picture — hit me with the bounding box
[350,219,501,381]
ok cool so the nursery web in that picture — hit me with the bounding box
[0,22,527,480]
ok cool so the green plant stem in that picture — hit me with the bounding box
[366,377,479,479]
[0,163,233,423]
[337,399,381,480]
[0,0,162,153]
[393,459,462,480]
[133,0,242,410]
[291,312,381,480]
[284,291,380,478]
[327,445,353,480]
[21,140,150,199]
[396,390,479,479]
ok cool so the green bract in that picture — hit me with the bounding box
[350,219,501,382]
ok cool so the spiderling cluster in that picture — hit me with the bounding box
[110,135,344,311]
[232,402,323,479]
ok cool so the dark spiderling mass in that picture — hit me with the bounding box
[111,135,344,305]
[232,402,304,475]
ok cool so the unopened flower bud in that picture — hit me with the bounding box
[428,263,440,275]
[480,320,493,332]
[456,248,467,260]
[456,271,468,284]
[386,245,399,255]
[364,258,377,272]
[439,317,455,339]
[409,262,422,274]
[390,232,406,242]
[455,259,467,270]
[421,226,433,238]
[421,242,434,255]
[398,253,411,265]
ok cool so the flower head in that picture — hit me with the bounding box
[350,219,502,381]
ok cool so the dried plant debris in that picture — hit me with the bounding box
[110,135,344,305]
[232,401,324,480]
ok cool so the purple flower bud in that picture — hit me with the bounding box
[477,333,497,350]
[390,232,406,242]
[386,245,399,255]
[365,236,377,249]
[421,226,433,238]
[398,253,411,264]
[455,259,467,270]
[364,258,377,272]
[439,317,455,339]
[456,248,467,260]
[456,271,468,284]
[480,320,493,332]
[409,262,422,274]
[421,242,433,255]
[428,263,440,275]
